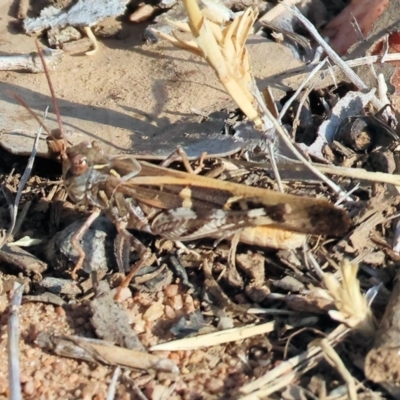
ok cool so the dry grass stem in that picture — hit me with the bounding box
[257,0,301,24]
[323,260,376,337]
[285,4,385,111]
[106,366,121,400]
[278,58,328,121]
[249,85,284,192]
[314,339,358,400]
[239,372,296,400]
[150,321,275,351]
[243,159,400,186]
[312,163,400,186]
[154,0,262,127]
[240,324,349,396]
[259,105,347,197]
[12,200,31,240]
[8,282,24,400]
[0,108,47,250]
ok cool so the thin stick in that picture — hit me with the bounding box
[106,366,121,400]
[240,324,349,395]
[8,282,24,400]
[0,108,48,250]
[260,105,347,197]
[285,4,385,111]
[12,200,32,239]
[278,58,328,122]
[317,339,358,400]
[249,85,284,192]
[150,321,275,351]
[236,159,400,186]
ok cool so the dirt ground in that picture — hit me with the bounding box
[0,0,307,160]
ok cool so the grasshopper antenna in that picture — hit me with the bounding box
[9,92,53,138]
[34,41,65,139]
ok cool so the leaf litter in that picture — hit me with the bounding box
[1,0,400,399]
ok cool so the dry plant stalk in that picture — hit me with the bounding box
[154,0,262,127]
[313,338,358,400]
[150,321,275,351]
[323,260,376,337]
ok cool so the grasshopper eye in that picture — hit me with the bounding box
[70,154,89,176]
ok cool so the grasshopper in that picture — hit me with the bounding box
[14,42,350,295]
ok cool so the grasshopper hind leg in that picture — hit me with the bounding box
[70,208,101,279]
[113,223,154,301]
[160,146,207,174]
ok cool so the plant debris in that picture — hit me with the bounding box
[2,0,400,398]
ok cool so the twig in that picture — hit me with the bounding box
[121,373,149,400]
[317,339,358,400]
[335,183,360,206]
[239,372,296,400]
[278,58,328,122]
[12,200,31,240]
[0,51,63,73]
[257,0,301,25]
[239,324,349,396]
[249,84,284,192]
[285,4,385,111]
[8,282,25,400]
[291,79,317,139]
[259,105,347,197]
[393,220,400,254]
[106,366,121,400]
[150,321,275,351]
[0,108,47,250]
[234,159,400,186]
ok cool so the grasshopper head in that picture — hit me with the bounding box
[65,142,92,177]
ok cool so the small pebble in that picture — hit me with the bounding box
[169,295,183,311]
[164,304,176,319]
[124,308,137,324]
[206,377,224,393]
[23,380,35,396]
[183,294,195,313]
[168,353,180,363]
[0,376,8,394]
[69,373,79,384]
[164,284,179,297]
[134,318,146,333]
[43,355,56,367]
[34,370,44,381]
[188,350,205,365]
[112,287,132,303]
[81,382,99,400]
[90,365,108,380]
[55,306,66,316]
[143,303,164,322]
[150,384,169,400]
[181,366,190,374]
